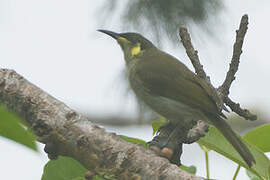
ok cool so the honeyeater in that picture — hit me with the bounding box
[98,29,255,167]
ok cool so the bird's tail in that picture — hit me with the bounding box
[209,114,255,167]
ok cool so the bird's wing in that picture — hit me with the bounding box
[133,50,219,114]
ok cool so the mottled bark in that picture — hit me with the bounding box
[0,69,202,180]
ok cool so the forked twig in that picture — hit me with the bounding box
[179,14,256,121]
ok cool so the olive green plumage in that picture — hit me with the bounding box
[98,29,255,167]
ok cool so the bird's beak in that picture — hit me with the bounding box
[97,29,120,40]
[98,29,130,44]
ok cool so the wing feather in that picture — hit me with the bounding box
[133,50,219,114]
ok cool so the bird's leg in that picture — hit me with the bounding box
[148,119,208,165]
[164,123,188,165]
[164,120,209,164]
[148,121,189,166]
[148,121,174,148]
[148,121,180,164]
[148,118,209,165]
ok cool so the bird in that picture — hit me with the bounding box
[98,29,255,167]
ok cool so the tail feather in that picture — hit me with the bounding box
[210,115,255,167]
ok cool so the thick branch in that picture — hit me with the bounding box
[0,69,202,180]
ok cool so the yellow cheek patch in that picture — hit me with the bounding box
[131,43,141,56]
[118,37,129,42]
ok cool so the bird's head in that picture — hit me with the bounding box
[98,30,155,63]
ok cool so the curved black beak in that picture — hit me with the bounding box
[97,29,120,40]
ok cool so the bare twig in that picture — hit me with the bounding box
[220,14,249,96]
[0,69,202,180]
[224,97,257,121]
[218,14,256,120]
[179,26,224,112]
[179,27,207,79]
[179,14,256,121]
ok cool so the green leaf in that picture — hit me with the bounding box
[151,117,167,135]
[0,105,37,151]
[244,123,270,152]
[119,135,148,148]
[180,165,197,175]
[42,156,87,180]
[197,126,270,179]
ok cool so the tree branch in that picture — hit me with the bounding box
[220,14,248,96]
[0,69,202,180]
[179,27,207,79]
[179,26,225,113]
[224,97,257,121]
[179,14,256,121]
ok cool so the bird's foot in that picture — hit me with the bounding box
[148,122,184,166]
[149,120,209,165]
[148,135,169,148]
[148,121,175,149]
